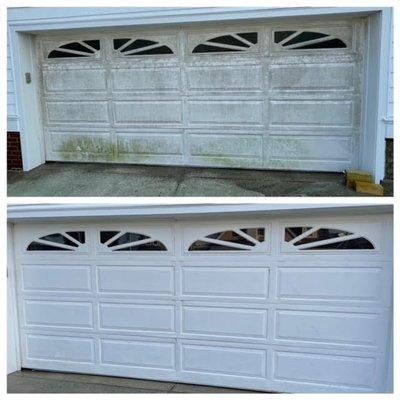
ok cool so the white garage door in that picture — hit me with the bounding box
[37,17,365,171]
[13,213,392,392]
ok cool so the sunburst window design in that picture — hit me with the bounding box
[284,227,374,250]
[192,32,258,53]
[100,231,167,251]
[274,30,347,50]
[48,40,100,59]
[27,231,86,251]
[113,38,174,56]
[189,228,265,251]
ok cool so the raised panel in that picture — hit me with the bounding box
[112,67,181,91]
[181,343,266,378]
[270,136,353,161]
[270,64,354,90]
[189,134,262,158]
[270,101,353,127]
[114,101,182,124]
[43,69,107,92]
[182,306,268,339]
[24,300,93,328]
[50,132,111,153]
[26,334,94,363]
[187,100,263,126]
[187,65,262,91]
[277,267,383,303]
[275,309,383,348]
[274,351,376,389]
[97,266,174,295]
[181,267,269,299]
[101,338,175,369]
[117,134,183,155]
[99,303,175,333]
[22,264,91,292]
[46,101,109,123]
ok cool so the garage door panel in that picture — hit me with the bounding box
[97,266,174,296]
[270,101,353,127]
[100,338,175,370]
[187,100,263,126]
[117,133,183,156]
[49,131,112,154]
[46,101,110,124]
[21,264,92,293]
[114,101,182,124]
[277,267,385,306]
[181,266,270,300]
[43,69,107,93]
[270,135,353,163]
[274,309,386,351]
[270,64,354,91]
[186,65,262,92]
[182,306,268,340]
[112,67,181,92]
[23,300,93,329]
[99,303,175,334]
[181,342,267,378]
[273,350,377,391]
[24,333,95,363]
[188,133,262,158]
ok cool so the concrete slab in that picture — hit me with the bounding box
[7,370,258,393]
[8,162,390,197]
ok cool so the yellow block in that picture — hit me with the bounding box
[346,170,373,189]
[355,181,384,196]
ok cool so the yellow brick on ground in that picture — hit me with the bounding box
[355,181,384,196]
[346,170,373,189]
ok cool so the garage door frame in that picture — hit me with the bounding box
[7,7,392,182]
[7,208,391,390]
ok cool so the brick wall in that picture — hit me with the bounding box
[7,132,23,170]
[385,138,393,180]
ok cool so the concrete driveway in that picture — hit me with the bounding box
[8,162,381,197]
[8,370,261,393]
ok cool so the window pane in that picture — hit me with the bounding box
[189,240,247,251]
[39,233,78,247]
[27,242,73,251]
[295,228,352,245]
[114,241,166,251]
[206,231,255,246]
[285,227,312,242]
[108,232,150,247]
[66,231,85,244]
[307,238,374,250]
[241,228,265,242]
[100,231,120,244]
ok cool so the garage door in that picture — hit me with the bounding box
[13,213,392,392]
[37,17,365,171]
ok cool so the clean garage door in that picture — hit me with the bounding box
[38,17,365,171]
[13,213,392,393]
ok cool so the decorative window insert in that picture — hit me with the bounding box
[284,227,374,250]
[27,231,86,251]
[189,228,265,251]
[47,40,100,59]
[100,231,167,251]
[274,30,347,50]
[113,38,174,56]
[192,32,258,54]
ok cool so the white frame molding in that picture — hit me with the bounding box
[7,7,392,182]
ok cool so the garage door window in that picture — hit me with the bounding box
[48,40,100,58]
[113,38,174,55]
[27,231,86,251]
[274,30,347,50]
[189,227,265,251]
[285,226,374,250]
[100,231,167,251]
[192,32,258,53]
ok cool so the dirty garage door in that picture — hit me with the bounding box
[38,17,365,171]
[14,213,392,392]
